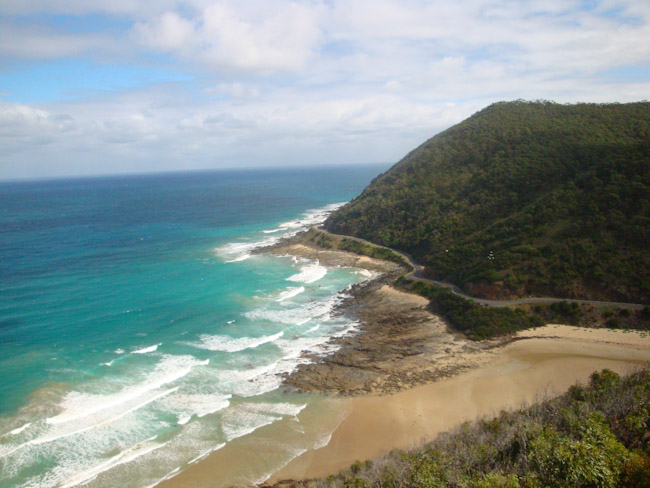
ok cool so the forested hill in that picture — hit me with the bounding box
[325,101,650,303]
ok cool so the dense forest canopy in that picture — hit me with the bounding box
[325,101,650,302]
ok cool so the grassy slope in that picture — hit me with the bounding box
[325,101,650,303]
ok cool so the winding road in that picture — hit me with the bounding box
[315,227,647,311]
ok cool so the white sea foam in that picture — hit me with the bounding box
[246,402,307,418]
[215,202,346,263]
[185,331,284,353]
[59,437,166,488]
[1,356,212,474]
[278,220,302,229]
[278,202,346,230]
[46,355,207,426]
[187,442,226,465]
[163,393,232,420]
[114,349,125,354]
[313,432,333,450]
[356,269,374,278]
[287,262,327,284]
[276,336,336,360]
[215,360,302,398]
[245,293,340,326]
[132,343,161,354]
[0,385,180,462]
[226,253,251,263]
[216,363,277,394]
[236,286,362,398]
[215,237,278,263]
[253,447,310,486]
[276,286,305,302]
[220,407,280,442]
[32,388,179,448]
[7,423,31,436]
[331,321,361,338]
[143,467,180,488]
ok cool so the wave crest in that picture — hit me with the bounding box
[215,202,346,263]
[184,331,284,353]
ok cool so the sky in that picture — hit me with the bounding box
[1,1,649,180]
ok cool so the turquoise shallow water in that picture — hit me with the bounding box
[0,165,388,488]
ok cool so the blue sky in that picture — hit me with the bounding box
[1,0,649,179]
[0,60,192,103]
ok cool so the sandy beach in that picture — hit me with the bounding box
[161,323,650,488]
[270,325,650,483]
[162,238,650,488]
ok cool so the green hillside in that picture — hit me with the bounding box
[325,101,650,303]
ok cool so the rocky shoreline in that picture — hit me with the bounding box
[257,235,504,396]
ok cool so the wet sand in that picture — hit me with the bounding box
[161,324,650,488]
[162,234,650,487]
[270,325,650,482]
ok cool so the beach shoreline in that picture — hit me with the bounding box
[161,236,650,488]
[266,325,650,485]
[261,238,650,484]
[260,237,506,397]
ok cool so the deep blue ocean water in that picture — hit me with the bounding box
[0,164,388,488]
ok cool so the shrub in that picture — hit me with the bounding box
[343,478,370,488]
[620,451,650,488]
[589,369,620,394]
[529,412,629,487]
[407,453,446,488]
[470,472,523,488]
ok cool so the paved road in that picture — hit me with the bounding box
[316,226,647,310]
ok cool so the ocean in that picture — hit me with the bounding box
[0,164,388,488]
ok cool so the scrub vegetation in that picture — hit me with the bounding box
[398,278,650,340]
[272,368,650,488]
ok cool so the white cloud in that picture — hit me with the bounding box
[134,11,195,52]
[134,2,324,74]
[205,82,260,98]
[0,101,76,142]
[1,0,650,179]
[383,80,402,91]
[0,23,119,60]
[0,0,182,16]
